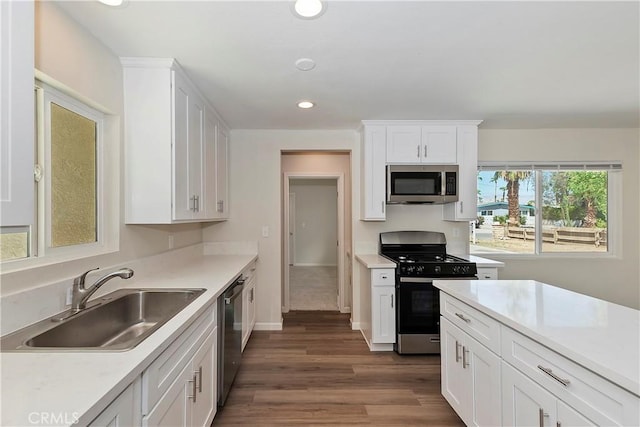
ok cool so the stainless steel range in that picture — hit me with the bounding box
[379,231,477,354]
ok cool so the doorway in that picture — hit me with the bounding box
[289,178,338,311]
[283,173,345,313]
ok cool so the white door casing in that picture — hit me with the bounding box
[283,173,345,313]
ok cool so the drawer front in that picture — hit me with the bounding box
[501,326,639,426]
[476,267,498,280]
[371,269,395,287]
[142,304,215,414]
[440,293,501,354]
[440,292,500,355]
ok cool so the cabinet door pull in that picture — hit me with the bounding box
[462,346,469,368]
[455,312,471,323]
[197,366,203,392]
[250,288,254,303]
[557,423,561,427]
[538,409,549,427]
[460,201,463,214]
[391,295,394,308]
[455,340,461,363]
[537,365,571,386]
[188,374,197,402]
[424,144,427,158]
[381,201,385,214]
[417,145,420,158]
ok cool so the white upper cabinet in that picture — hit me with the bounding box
[0,1,34,228]
[443,125,479,221]
[361,120,481,222]
[360,125,387,221]
[203,104,229,220]
[122,58,229,224]
[386,125,457,164]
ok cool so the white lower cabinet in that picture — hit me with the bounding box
[241,262,257,351]
[502,362,596,427]
[88,379,142,426]
[143,328,217,427]
[477,267,498,280]
[141,304,218,427]
[440,292,640,427]
[371,269,396,344]
[440,317,501,427]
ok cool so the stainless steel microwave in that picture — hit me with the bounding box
[386,165,459,204]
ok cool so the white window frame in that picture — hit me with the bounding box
[474,161,622,258]
[1,78,118,272]
[38,82,104,257]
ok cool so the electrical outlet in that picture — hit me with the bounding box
[262,226,269,238]
[168,234,174,249]
[65,286,73,306]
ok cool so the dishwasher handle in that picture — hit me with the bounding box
[224,278,245,304]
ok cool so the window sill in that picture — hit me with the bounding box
[0,245,118,275]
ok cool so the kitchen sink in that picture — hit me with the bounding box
[0,288,206,351]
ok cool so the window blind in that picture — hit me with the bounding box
[478,161,622,171]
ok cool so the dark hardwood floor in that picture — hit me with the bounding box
[213,311,464,426]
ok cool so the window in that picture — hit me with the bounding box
[473,163,620,255]
[0,79,114,267]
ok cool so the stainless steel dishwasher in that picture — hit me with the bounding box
[217,275,244,406]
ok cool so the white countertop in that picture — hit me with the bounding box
[0,254,257,427]
[452,254,505,268]
[354,254,396,269]
[433,279,640,396]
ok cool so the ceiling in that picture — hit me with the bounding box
[56,1,639,130]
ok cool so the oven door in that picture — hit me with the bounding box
[396,278,440,335]
[396,276,478,336]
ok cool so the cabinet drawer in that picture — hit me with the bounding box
[142,304,216,414]
[476,267,498,280]
[440,293,501,354]
[501,326,639,426]
[371,269,395,287]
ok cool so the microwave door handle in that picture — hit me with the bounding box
[441,172,446,197]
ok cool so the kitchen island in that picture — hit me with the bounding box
[433,279,639,426]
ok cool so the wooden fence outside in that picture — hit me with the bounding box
[502,226,607,247]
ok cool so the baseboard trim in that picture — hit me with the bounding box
[291,263,338,267]
[254,321,283,331]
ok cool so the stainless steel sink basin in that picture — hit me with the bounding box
[0,288,206,351]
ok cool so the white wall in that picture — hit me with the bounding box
[290,179,338,266]
[0,2,202,295]
[202,131,358,327]
[478,128,640,309]
[202,129,472,328]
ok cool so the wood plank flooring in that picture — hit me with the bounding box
[213,311,464,426]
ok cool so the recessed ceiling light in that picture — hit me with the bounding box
[297,101,315,109]
[295,58,316,71]
[98,0,127,7]
[292,0,326,19]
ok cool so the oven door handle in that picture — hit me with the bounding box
[399,276,477,283]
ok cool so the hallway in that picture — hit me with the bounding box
[289,266,338,311]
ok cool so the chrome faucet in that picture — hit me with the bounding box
[71,267,134,312]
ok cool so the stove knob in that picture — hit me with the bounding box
[453,266,460,274]
[434,266,441,274]
[416,265,425,274]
